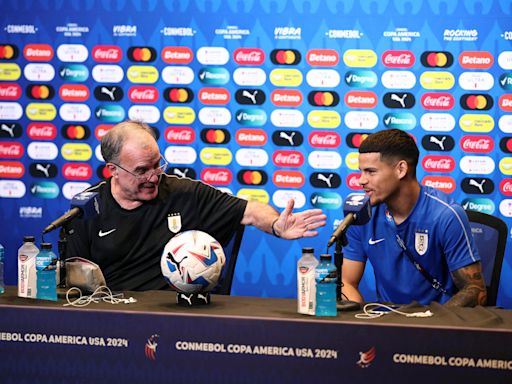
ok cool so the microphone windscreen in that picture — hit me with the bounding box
[343,194,371,225]
[70,191,101,220]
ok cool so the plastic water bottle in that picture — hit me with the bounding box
[297,247,318,315]
[36,243,57,301]
[315,253,337,317]
[0,243,5,295]
[18,236,39,298]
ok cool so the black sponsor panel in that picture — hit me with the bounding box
[0,122,22,138]
[61,124,91,140]
[96,165,110,180]
[94,85,124,101]
[164,87,194,103]
[168,167,196,179]
[237,169,268,186]
[0,44,19,59]
[307,91,340,107]
[26,84,55,100]
[270,49,301,65]
[500,137,512,153]
[29,162,58,178]
[272,130,303,147]
[346,133,370,149]
[461,177,494,194]
[235,89,266,105]
[420,51,454,68]
[200,128,230,144]
[383,92,415,108]
[309,172,342,189]
[460,94,493,111]
[421,135,455,152]
[127,46,157,62]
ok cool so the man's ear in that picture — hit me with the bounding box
[106,163,117,178]
[396,159,409,180]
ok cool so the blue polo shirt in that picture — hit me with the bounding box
[344,186,480,305]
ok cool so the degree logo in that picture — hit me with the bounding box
[420,51,454,68]
[345,70,378,88]
[161,46,193,64]
[310,172,342,189]
[95,105,125,123]
[164,87,194,103]
[165,127,195,144]
[1,44,20,60]
[59,64,89,82]
[308,91,339,107]
[272,130,303,147]
[23,44,53,61]
[310,192,342,209]
[237,170,268,186]
[460,94,493,110]
[346,133,370,149]
[30,181,59,199]
[270,49,301,65]
[94,85,124,102]
[127,46,157,62]
[235,109,267,127]
[198,67,230,85]
[236,89,266,105]
[200,128,230,144]
[383,113,416,130]
[461,177,494,195]
[461,198,495,215]
[499,73,512,90]
[26,84,54,100]
[61,124,90,140]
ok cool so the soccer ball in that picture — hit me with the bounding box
[160,230,226,294]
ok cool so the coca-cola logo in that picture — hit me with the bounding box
[421,155,455,172]
[308,132,341,148]
[59,84,90,102]
[272,150,304,167]
[165,127,195,144]
[346,173,363,190]
[92,45,122,62]
[422,176,456,193]
[421,93,454,110]
[200,168,232,185]
[128,86,159,103]
[236,129,267,146]
[460,136,494,153]
[500,179,512,196]
[272,170,305,188]
[0,161,25,178]
[0,83,21,100]
[27,123,57,140]
[62,163,92,180]
[0,142,23,158]
[233,48,265,65]
[382,50,415,68]
[161,46,193,64]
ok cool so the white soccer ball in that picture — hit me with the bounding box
[160,230,226,294]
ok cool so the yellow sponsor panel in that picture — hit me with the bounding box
[459,114,494,133]
[61,143,93,161]
[499,157,512,175]
[307,110,341,128]
[25,103,57,121]
[345,152,360,170]
[236,188,270,203]
[419,71,455,90]
[269,69,303,87]
[200,147,232,165]
[127,65,159,84]
[0,63,21,80]
[343,49,377,68]
[163,106,196,124]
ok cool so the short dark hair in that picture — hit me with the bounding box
[101,120,156,163]
[359,129,419,170]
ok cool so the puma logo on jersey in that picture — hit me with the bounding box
[98,228,116,237]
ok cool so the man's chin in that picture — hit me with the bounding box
[138,185,158,200]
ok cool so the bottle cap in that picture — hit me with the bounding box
[41,242,52,250]
[320,253,332,261]
[302,247,314,254]
[23,235,35,242]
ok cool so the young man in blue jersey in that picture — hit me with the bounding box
[342,129,486,307]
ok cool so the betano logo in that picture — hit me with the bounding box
[198,67,229,85]
[161,47,193,64]
[0,44,19,60]
[199,87,230,105]
[200,128,230,144]
[30,181,59,199]
[127,47,157,62]
[25,103,56,121]
[460,94,493,110]
[345,91,378,108]
[307,110,341,128]
[310,192,342,209]
[306,49,339,66]
[200,147,232,166]
[269,68,303,87]
[59,84,90,102]
[95,124,113,140]
[237,188,269,204]
[165,127,195,144]
[0,83,21,100]
[236,128,267,146]
[127,65,159,84]
[499,94,512,112]
[420,51,454,68]
[381,50,415,68]
[272,170,305,188]
[383,113,416,130]
[345,70,378,88]
[238,170,268,186]
[92,45,122,63]
[271,89,302,107]
[0,63,21,80]
[420,72,455,90]
[343,49,377,68]
[0,161,24,178]
[61,143,93,161]
[23,44,52,61]
[59,64,89,82]
[458,51,493,69]
[459,114,494,133]
[422,176,456,193]
[164,106,196,124]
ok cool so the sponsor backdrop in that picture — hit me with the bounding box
[0,0,511,307]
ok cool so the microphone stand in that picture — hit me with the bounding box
[56,226,69,298]
[333,233,361,311]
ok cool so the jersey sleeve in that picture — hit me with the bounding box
[343,225,367,263]
[66,216,92,260]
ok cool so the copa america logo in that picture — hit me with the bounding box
[145,334,159,361]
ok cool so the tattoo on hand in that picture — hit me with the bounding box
[445,263,487,307]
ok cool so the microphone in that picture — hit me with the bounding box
[42,191,101,234]
[327,194,371,248]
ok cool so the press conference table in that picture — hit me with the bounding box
[0,286,511,383]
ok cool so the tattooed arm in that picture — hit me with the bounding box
[445,262,487,307]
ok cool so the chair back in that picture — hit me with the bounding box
[214,224,245,295]
[466,210,508,306]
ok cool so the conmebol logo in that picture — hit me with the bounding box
[272,150,304,167]
[200,168,232,185]
[421,155,455,172]
[233,48,265,65]
[459,136,494,153]
[381,50,415,68]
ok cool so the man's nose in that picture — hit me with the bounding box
[358,174,367,186]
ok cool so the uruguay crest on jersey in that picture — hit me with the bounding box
[168,213,182,233]
[415,229,429,256]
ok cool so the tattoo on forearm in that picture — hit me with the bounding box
[445,264,487,307]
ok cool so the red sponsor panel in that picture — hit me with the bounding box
[236,129,267,146]
[420,93,454,110]
[271,89,303,107]
[499,94,512,112]
[62,163,92,180]
[459,135,494,153]
[308,131,341,148]
[500,179,512,196]
[306,49,339,66]
[0,161,24,178]
[272,150,304,167]
[272,170,305,188]
[344,91,378,108]
[0,142,23,158]
[161,46,193,64]
[421,155,455,172]
[0,83,21,100]
[59,84,90,102]
[165,127,195,144]
[381,50,415,68]
[346,173,363,190]
[128,86,159,103]
[422,175,456,193]
[23,44,54,61]
[233,48,265,65]
[198,87,230,105]
[92,45,122,62]
[200,168,232,185]
[95,124,114,140]
[458,51,494,69]
[27,123,57,140]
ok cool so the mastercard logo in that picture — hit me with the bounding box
[200,128,230,144]
[164,87,194,103]
[307,91,339,107]
[500,137,512,154]
[420,51,454,68]
[346,133,370,148]
[0,44,19,60]
[127,46,157,62]
[460,94,493,110]
[61,124,91,140]
[26,84,55,100]
[270,49,301,65]
[237,170,268,186]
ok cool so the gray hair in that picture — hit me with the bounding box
[101,120,156,163]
